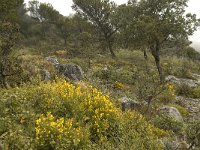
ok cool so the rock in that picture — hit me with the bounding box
[165,75,199,88]
[159,106,183,122]
[46,56,84,81]
[175,96,200,122]
[57,64,84,81]
[46,56,59,66]
[41,69,51,81]
[119,96,141,111]
[161,138,189,150]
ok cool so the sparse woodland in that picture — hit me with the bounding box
[0,0,200,149]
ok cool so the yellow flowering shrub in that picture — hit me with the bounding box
[35,112,87,149]
[24,79,120,142]
[0,79,168,149]
[119,111,168,150]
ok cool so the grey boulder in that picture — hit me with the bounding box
[165,75,199,88]
[57,64,84,81]
[41,69,51,81]
[119,96,141,111]
[159,106,183,122]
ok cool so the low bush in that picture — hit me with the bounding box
[158,84,176,104]
[191,86,200,99]
[0,79,167,149]
[176,84,194,97]
[153,115,184,134]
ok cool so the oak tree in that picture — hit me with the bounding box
[72,0,120,57]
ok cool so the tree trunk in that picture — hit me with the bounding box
[150,42,164,83]
[107,39,116,58]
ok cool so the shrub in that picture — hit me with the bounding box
[153,115,184,134]
[35,113,88,149]
[119,111,167,150]
[158,84,176,104]
[0,79,168,149]
[186,121,200,149]
[176,84,194,97]
[191,86,200,99]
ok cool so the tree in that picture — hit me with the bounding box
[128,0,199,82]
[55,16,72,46]
[72,0,120,57]
[28,1,60,38]
[0,0,24,87]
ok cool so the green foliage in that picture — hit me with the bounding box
[176,84,200,99]
[119,0,199,82]
[0,79,167,149]
[168,104,189,118]
[186,121,200,149]
[153,115,184,134]
[191,86,200,99]
[176,84,194,97]
[177,46,200,61]
[158,84,176,104]
[0,0,24,88]
[72,0,120,57]
[162,56,200,79]
[0,0,24,22]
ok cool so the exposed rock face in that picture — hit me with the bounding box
[46,56,84,81]
[57,64,84,81]
[165,75,199,88]
[41,69,51,81]
[119,96,141,111]
[175,96,200,122]
[159,106,183,122]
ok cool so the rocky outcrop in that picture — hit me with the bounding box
[165,75,199,88]
[57,64,84,81]
[46,56,84,81]
[175,96,200,122]
[159,106,183,122]
[119,96,141,111]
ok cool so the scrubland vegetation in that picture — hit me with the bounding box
[1,0,200,149]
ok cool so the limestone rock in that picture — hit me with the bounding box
[57,64,84,81]
[41,69,51,81]
[119,96,141,111]
[165,75,199,88]
[46,56,84,81]
[175,96,200,122]
[159,106,183,122]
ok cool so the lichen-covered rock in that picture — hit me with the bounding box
[46,56,59,66]
[175,96,200,122]
[46,56,84,81]
[165,75,199,88]
[159,106,183,122]
[119,96,141,111]
[41,69,51,81]
[58,64,84,81]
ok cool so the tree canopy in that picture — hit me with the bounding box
[72,0,121,57]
